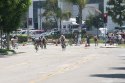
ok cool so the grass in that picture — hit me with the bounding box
[117,44,125,48]
[82,38,104,43]
[0,49,16,55]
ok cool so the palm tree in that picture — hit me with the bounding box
[57,9,71,31]
[43,0,71,31]
[66,0,88,24]
[42,0,59,29]
[62,0,88,44]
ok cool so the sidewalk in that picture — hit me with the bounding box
[99,44,119,48]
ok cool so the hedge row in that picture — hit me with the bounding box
[17,35,28,43]
[0,49,16,55]
[17,34,104,43]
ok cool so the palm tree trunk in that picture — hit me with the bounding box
[6,32,10,50]
[79,5,83,25]
[60,18,62,32]
[77,5,83,44]
[0,30,2,49]
[54,16,58,28]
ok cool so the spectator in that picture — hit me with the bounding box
[41,36,47,49]
[94,35,98,46]
[60,35,66,50]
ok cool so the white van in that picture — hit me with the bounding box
[61,18,85,34]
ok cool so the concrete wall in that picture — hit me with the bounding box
[28,1,34,29]
[58,0,72,13]
[28,0,46,29]
[37,8,45,30]
[72,4,99,20]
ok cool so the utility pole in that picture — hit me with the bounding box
[59,1,62,33]
[104,23,107,46]
[39,0,42,30]
[103,13,108,46]
[27,8,30,42]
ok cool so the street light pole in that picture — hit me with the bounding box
[104,23,107,46]
[27,8,30,42]
[39,0,42,30]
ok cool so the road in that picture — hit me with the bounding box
[0,44,125,83]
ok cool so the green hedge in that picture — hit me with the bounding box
[18,35,28,43]
[82,37,104,43]
[0,49,16,55]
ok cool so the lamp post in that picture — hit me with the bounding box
[39,0,42,30]
[27,8,30,42]
[103,13,108,46]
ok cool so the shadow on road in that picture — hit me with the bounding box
[0,52,26,58]
[91,74,125,79]
[110,67,125,70]
[118,56,125,57]
[121,59,125,60]
[16,52,26,55]
[0,55,7,58]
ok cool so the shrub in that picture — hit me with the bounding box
[65,34,74,39]
[0,49,16,55]
[18,35,28,43]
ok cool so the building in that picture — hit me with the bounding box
[28,0,103,30]
[28,0,46,30]
[58,0,103,34]
[58,0,103,19]
[28,0,118,32]
[59,0,122,32]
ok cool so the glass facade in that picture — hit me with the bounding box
[33,1,46,29]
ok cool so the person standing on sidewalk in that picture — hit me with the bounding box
[94,35,98,46]
[74,33,78,45]
[41,36,47,49]
[60,35,66,50]
[85,35,90,47]
[11,35,18,49]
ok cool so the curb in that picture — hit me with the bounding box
[100,46,120,48]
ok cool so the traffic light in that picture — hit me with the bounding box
[76,16,80,24]
[103,13,108,23]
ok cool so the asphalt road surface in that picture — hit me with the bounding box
[0,44,125,83]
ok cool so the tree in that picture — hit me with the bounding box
[42,0,59,30]
[43,0,71,31]
[57,8,71,30]
[93,15,104,28]
[0,0,31,49]
[86,13,103,36]
[85,13,95,30]
[107,0,125,27]
[64,0,87,44]
[65,0,88,24]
